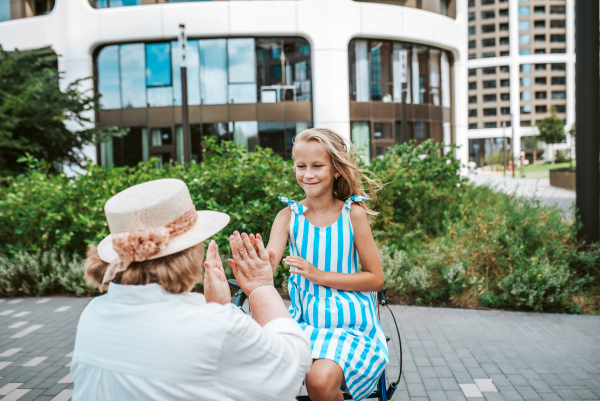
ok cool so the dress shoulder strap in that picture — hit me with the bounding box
[278,196,307,215]
[343,195,368,211]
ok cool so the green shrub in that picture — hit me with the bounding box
[0,138,598,312]
[0,250,96,297]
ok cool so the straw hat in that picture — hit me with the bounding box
[97,178,230,263]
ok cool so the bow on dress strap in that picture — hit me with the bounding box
[344,195,369,211]
[278,196,307,215]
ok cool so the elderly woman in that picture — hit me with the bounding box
[71,179,311,400]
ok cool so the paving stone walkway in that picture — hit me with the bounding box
[0,297,599,400]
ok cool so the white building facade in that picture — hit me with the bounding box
[0,0,468,168]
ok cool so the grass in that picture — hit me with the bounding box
[518,161,574,179]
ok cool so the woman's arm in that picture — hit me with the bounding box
[265,207,291,275]
[284,205,384,292]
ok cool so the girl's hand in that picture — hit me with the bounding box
[284,256,323,285]
[203,240,231,305]
[249,233,277,270]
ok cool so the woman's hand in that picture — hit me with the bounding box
[248,233,277,270]
[228,231,274,296]
[284,256,323,285]
[203,240,231,305]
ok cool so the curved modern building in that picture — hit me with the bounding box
[0,0,468,169]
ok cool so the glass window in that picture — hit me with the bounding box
[534,6,545,14]
[551,63,566,71]
[350,39,369,102]
[519,35,531,45]
[501,107,510,114]
[228,38,257,104]
[535,20,546,28]
[414,122,428,140]
[536,77,547,85]
[500,23,509,31]
[520,64,531,73]
[551,34,566,43]
[373,122,393,140]
[501,93,510,100]
[482,52,495,58]
[469,40,476,49]
[520,77,531,87]
[370,41,393,102]
[147,87,173,107]
[501,79,510,87]
[469,95,477,103]
[535,64,546,70]
[519,20,530,31]
[550,20,566,28]
[500,66,509,73]
[97,46,121,109]
[468,54,476,60]
[203,123,231,145]
[483,94,496,102]
[481,24,495,33]
[520,105,532,114]
[481,0,494,4]
[469,12,475,21]
[351,121,371,164]
[413,46,429,104]
[535,35,545,42]
[499,8,508,16]
[550,48,566,54]
[482,67,496,75]
[484,122,497,128]
[482,38,496,47]
[172,40,201,106]
[97,0,140,7]
[535,91,547,99]
[520,91,531,101]
[552,77,566,85]
[233,121,259,152]
[500,37,509,45]
[0,0,10,22]
[550,5,565,14]
[481,10,495,19]
[469,123,478,129]
[518,6,529,16]
[469,68,476,76]
[120,44,146,108]
[469,26,476,35]
[555,105,566,113]
[200,39,228,105]
[258,122,285,157]
[536,105,547,113]
[535,49,546,54]
[519,49,531,55]
[521,120,531,126]
[429,49,441,106]
[151,127,172,146]
[286,121,310,159]
[469,82,477,90]
[483,108,497,116]
[146,43,171,87]
[393,43,412,103]
[469,109,477,117]
[483,80,496,88]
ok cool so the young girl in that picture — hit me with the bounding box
[265,128,388,401]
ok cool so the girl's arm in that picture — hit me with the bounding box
[284,205,384,292]
[265,207,291,275]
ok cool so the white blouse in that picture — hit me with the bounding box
[71,283,312,401]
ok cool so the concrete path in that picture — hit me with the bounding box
[469,174,576,213]
[0,297,599,400]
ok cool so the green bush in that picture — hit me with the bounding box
[0,139,598,313]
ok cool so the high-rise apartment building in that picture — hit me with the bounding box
[0,0,470,169]
[466,0,574,167]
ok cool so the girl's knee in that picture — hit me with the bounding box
[305,361,344,401]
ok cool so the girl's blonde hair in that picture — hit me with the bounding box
[85,243,204,294]
[292,128,383,215]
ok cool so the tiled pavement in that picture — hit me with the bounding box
[0,298,599,400]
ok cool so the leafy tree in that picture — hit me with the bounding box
[536,106,566,164]
[0,46,126,176]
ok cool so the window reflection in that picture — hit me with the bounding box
[0,0,10,22]
[151,127,173,146]
[172,40,201,106]
[120,44,146,108]
[228,38,257,103]
[200,39,228,105]
[98,46,121,109]
[96,0,140,7]
[233,121,259,151]
[259,122,285,156]
[146,43,172,87]
[351,121,371,164]
[349,39,452,107]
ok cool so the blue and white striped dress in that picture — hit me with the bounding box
[279,195,389,401]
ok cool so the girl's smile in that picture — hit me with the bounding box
[294,141,339,195]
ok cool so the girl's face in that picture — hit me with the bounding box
[294,140,340,198]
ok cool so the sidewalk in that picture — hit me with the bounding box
[469,174,576,214]
[0,297,598,400]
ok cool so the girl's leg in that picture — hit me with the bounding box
[305,359,345,401]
